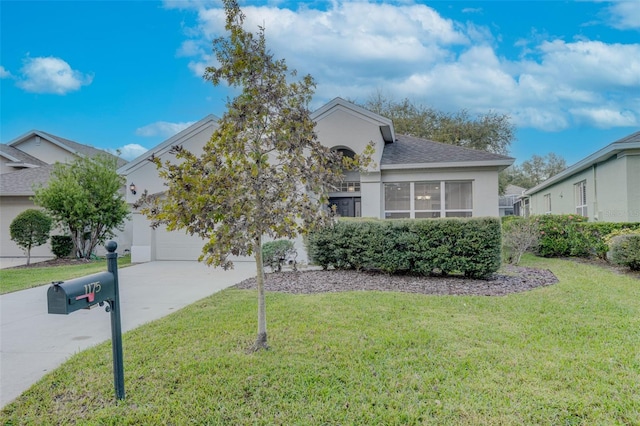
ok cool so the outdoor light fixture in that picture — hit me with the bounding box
[129,183,137,195]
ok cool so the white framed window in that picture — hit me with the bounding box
[384,181,473,219]
[543,193,552,214]
[575,180,587,217]
[335,181,360,192]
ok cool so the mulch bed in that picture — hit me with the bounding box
[234,265,559,296]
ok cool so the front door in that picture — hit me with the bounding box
[329,197,361,217]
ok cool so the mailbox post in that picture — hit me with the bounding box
[47,241,125,401]
[105,241,125,400]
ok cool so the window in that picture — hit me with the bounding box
[575,180,587,217]
[543,193,551,214]
[335,181,361,192]
[384,183,410,218]
[384,181,473,219]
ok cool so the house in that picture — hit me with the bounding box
[523,131,640,222]
[119,98,514,263]
[499,184,526,217]
[0,131,128,258]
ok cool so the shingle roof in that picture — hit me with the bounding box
[37,131,128,168]
[0,164,53,196]
[611,130,640,145]
[381,134,514,167]
[0,144,48,167]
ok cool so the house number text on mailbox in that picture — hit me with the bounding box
[47,271,115,315]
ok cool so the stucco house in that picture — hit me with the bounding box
[0,131,128,258]
[119,98,514,263]
[523,130,640,222]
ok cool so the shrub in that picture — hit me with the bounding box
[534,214,587,257]
[610,235,640,270]
[9,209,53,265]
[534,215,640,259]
[51,235,74,258]
[308,217,501,279]
[262,240,297,272]
[502,217,539,265]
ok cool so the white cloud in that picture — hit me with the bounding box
[569,107,638,128]
[605,1,640,30]
[135,121,196,137]
[108,144,150,161]
[175,1,640,133]
[16,56,93,94]
[0,66,12,79]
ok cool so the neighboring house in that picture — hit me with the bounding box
[0,130,129,258]
[523,131,640,222]
[119,98,514,263]
[499,184,526,217]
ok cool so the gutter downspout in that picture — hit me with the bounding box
[592,164,598,221]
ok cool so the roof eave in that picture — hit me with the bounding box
[525,141,640,195]
[380,159,514,170]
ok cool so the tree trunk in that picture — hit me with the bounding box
[250,235,269,352]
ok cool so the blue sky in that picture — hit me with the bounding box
[1,1,639,166]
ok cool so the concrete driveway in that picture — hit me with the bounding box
[0,260,257,408]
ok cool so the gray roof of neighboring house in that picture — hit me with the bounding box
[504,184,526,196]
[0,144,48,167]
[1,131,128,196]
[380,134,514,169]
[0,164,53,196]
[525,130,640,195]
[7,130,127,168]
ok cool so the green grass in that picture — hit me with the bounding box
[0,256,132,295]
[2,255,639,425]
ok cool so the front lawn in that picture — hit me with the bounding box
[0,256,132,295]
[2,255,639,424]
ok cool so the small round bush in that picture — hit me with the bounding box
[610,235,640,271]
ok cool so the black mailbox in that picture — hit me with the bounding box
[47,271,115,315]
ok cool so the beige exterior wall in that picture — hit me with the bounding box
[528,153,640,222]
[1,158,17,175]
[12,136,76,164]
[0,196,54,258]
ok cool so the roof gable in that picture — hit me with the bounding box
[381,134,514,169]
[6,130,126,167]
[118,114,220,175]
[312,97,395,143]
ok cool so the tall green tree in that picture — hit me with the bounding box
[501,153,567,190]
[361,92,515,155]
[34,154,129,259]
[137,0,367,351]
[9,209,53,265]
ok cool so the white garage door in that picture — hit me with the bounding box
[154,225,253,262]
[154,226,205,261]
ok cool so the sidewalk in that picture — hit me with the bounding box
[0,260,257,408]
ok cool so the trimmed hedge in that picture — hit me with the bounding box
[307,217,502,279]
[51,235,74,258]
[534,215,640,258]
